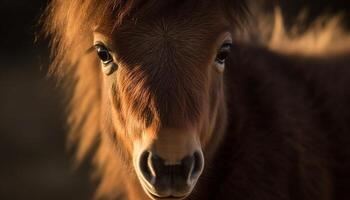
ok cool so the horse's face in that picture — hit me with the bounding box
[93,8,231,199]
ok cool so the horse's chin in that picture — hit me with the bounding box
[140,182,190,200]
[145,190,188,200]
[135,174,193,200]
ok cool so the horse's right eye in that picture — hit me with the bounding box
[94,43,113,64]
[215,43,232,64]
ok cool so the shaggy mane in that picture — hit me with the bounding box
[238,4,350,56]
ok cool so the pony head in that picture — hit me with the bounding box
[44,0,247,199]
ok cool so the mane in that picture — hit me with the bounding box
[43,0,350,199]
[238,4,350,56]
[269,9,350,56]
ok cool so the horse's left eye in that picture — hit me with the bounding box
[94,43,113,64]
[215,43,232,64]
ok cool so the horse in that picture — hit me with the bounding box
[42,0,350,199]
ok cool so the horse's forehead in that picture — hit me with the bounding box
[118,16,225,42]
[113,18,227,66]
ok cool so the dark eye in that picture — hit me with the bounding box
[94,43,113,64]
[215,43,232,64]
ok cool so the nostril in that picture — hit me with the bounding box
[180,151,204,184]
[139,151,166,185]
[191,151,203,179]
[180,154,195,179]
[139,151,154,183]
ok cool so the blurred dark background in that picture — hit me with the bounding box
[0,1,349,200]
[0,1,93,200]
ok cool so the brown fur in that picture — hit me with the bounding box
[43,0,350,199]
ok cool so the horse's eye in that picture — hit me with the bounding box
[94,43,113,64]
[215,43,232,64]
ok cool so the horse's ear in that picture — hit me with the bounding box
[221,0,249,27]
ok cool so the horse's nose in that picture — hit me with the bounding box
[139,150,203,196]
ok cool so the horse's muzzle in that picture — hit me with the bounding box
[138,150,204,199]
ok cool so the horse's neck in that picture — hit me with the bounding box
[212,44,350,197]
